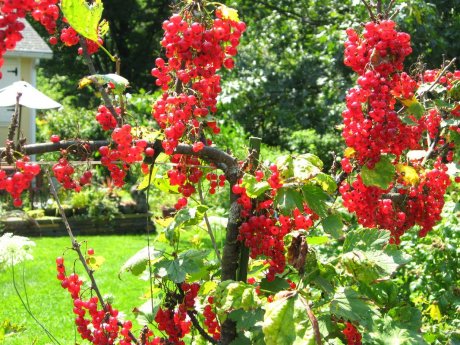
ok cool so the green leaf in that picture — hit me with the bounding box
[449,80,460,100]
[361,156,395,189]
[263,292,315,345]
[321,214,343,239]
[342,247,410,284]
[164,206,208,245]
[301,183,329,218]
[330,287,380,329]
[241,173,271,198]
[155,249,209,283]
[407,101,425,119]
[363,315,427,344]
[259,277,290,293]
[293,154,323,180]
[387,306,422,331]
[119,246,162,276]
[274,187,304,215]
[343,228,391,253]
[307,236,329,245]
[229,308,264,331]
[61,0,104,42]
[214,281,262,321]
[313,172,337,193]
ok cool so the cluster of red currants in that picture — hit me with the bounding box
[0,155,40,207]
[151,10,245,155]
[52,157,92,191]
[340,20,458,243]
[342,322,362,345]
[233,166,317,281]
[99,124,147,187]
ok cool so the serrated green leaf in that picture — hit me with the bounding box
[120,246,161,276]
[321,214,343,239]
[274,187,304,215]
[363,315,427,344]
[341,247,410,284]
[263,292,315,345]
[61,0,103,42]
[301,183,329,217]
[313,172,337,193]
[330,287,380,329]
[293,154,323,180]
[361,156,395,189]
[343,228,390,252]
[241,173,271,198]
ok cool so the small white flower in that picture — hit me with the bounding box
[0,233,36,269]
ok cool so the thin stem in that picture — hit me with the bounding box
[11,263,62,345]
[385,0,396,18]
[301,296,322,345]
[145,163,156,316]
[361,0,376,21]
[198,180,222,262]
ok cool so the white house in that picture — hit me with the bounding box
[0,19,53,146]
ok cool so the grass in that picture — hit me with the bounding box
[0,235,156,345]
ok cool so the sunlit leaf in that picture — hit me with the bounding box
[61,0,104,42]
[396,164,419,185]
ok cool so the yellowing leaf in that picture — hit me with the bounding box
[426,303,442,322]
[61,0,104,42]
[217,5,239,22]
[344,147,356,158]
[78,77,93,89]
[86,255,105,271]
[398,96,418,107]
[155,217,173,228]
[396,164,419,185]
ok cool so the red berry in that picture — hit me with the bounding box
[50,134,60,143]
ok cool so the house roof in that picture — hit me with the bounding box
[5,19,53,59]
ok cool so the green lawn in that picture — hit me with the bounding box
[0,235,155,345]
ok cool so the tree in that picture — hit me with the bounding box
[0,0,459,344]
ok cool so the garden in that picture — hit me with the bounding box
[0,0,459,344]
